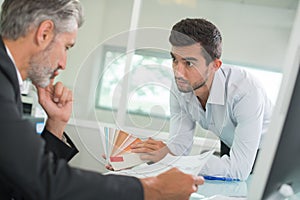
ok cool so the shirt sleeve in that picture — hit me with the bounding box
[167,89,196,156]
[1,119,144,200]
[200,88,266,180]
[41,129,79,161]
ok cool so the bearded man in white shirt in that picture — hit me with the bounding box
[131,18,273,181]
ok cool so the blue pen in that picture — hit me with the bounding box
[203,175,240,182]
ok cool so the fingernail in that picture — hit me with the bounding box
[54,98,59,102]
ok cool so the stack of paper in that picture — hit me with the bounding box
[106,150,214,178]
[101,127,146,170]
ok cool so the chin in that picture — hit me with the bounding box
[177,86,193,93]
[35,79,50,88]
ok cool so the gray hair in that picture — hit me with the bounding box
[0,0,84,40]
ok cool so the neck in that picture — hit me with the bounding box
[194,73,214,110]
[195,89,209,110]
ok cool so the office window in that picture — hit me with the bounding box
[238,66,282,104]
[96,46,173,119]
[96,46,282,121]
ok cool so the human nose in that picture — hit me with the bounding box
[58,56,67,70]
[173,61,185,77]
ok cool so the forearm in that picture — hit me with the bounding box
[41,129,78,161]
[45,118,67,140]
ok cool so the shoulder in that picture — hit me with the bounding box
[222,65,265,93]
[0,69,15,100]
[221,65,269,104]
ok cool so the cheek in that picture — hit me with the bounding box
[189,68,204,79]
[54,49,66,63]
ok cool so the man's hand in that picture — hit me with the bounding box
[131,138,171,162]
[36,80,73,139]
[141,167,204,200]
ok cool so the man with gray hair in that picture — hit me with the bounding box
[0,1,203,199]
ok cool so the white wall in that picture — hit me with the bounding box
[139,0,295,72]
[57,0,297,122]
[61,0,297,89]
[57,0,134,88]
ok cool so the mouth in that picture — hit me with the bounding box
[175,77,188,85]
[50,68,60,79]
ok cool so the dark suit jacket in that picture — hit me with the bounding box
[0,37,143,200]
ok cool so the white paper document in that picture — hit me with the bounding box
[109,153,145,171]
[107,150,214,178]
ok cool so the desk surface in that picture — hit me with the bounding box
[190,177,300,200]
[190,178,249,200]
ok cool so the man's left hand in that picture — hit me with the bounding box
[131,138,171,162]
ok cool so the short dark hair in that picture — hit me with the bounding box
[169,18,222,64]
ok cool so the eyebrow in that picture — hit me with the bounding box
[184,57,198,62]
[170,52,175,58]
[170,52,198,62]
[68,43,75,48]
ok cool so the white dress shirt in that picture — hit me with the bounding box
[167,65,273,180]
[5,45,23,89]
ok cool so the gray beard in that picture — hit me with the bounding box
[27,66,53,88]
[27,42,55,88]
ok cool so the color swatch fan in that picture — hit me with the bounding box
[101,127,146,170]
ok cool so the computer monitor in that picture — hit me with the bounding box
[248,2,300,199]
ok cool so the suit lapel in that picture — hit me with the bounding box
[0,36,23,114]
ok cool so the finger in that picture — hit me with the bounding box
[58,87,70,106]
[145,137,159,144]
[67,90,73,102]
[48,78,55,86]
[144,139,166,149]
[192,184,198,193]
[130,142,147,149]
[53,82,64,102]
[36,84,54,105]
[194,176,205,185]
[143,142,162,151]
[131,141,159,151]
[139,153,154,161]
[131,147,156,153]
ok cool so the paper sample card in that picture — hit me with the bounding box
[101,127,146,170]
[106,150,215,178]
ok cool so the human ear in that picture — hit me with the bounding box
[212,59,222,71]
[35,20,55,49]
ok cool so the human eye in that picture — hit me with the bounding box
[185,60,194,67]
[172,56,178,65]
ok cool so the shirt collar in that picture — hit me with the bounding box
[5,45,24,90]
[207,68,226,105]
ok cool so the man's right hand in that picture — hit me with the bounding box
[140,167,204,200]
[36,80,73,140]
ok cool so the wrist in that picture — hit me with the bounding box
[140,177,161,200]
[45,118,66,139]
